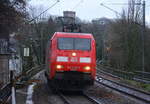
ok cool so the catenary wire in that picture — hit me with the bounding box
[28,0,60,23]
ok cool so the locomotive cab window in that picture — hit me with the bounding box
[58,38,91,50]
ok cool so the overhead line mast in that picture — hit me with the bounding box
[142,0,145,72]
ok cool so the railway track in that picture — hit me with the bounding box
[58,91,102,104]
[46,83,102,104]
[96,75,150,103]
[97,69,150,93]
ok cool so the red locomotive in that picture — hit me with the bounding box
[45,32,96,90]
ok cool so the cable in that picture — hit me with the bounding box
[100,3,122,16]
[72,0,84,10]
[28,0,60,23]
[100,2,142,5]
[100,3,129,5]
[100,3,143,26]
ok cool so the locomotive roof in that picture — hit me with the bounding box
[51,32,94,39]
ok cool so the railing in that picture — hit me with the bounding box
[0,65,45,103]
[0,83,11,103]
[19,65,45,82]
[97,64,150,83]
[134,71,150,80]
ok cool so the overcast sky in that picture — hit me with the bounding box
[28,0,150,24]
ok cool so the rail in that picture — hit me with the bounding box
[96,75,150,103]
[58,91,102,104]
[83,93,102,104]
[58,92,72,104]
[49,84,102,104]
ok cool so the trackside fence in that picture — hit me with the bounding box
[0,83,11,103]
[97,64,150,83]
[0,65,45,103]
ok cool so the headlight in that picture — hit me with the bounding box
[72,52,76,56]
[56,65,63,69]
[84,66,91,71]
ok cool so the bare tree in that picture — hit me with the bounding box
[0,0,27,34]
[105,0,144,71]
[127,0,142,23]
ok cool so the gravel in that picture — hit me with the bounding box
[85,82,146,104]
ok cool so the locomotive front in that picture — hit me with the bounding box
[46,32,96,90]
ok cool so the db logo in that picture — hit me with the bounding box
[70,57,78,62]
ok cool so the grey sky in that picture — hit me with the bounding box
[28,0,150,24]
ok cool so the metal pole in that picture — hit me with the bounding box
[101,24,105,63]
[142,0,145,72]
[10,54,16,104]
[12,86,16,104]
[10,70,13,85]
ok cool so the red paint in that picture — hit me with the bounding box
[45,32,96,87]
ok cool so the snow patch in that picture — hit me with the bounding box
[26,83,36,104]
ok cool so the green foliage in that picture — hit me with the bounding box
[123,80,150,92]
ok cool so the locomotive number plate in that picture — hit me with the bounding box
[70,66,79,71]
